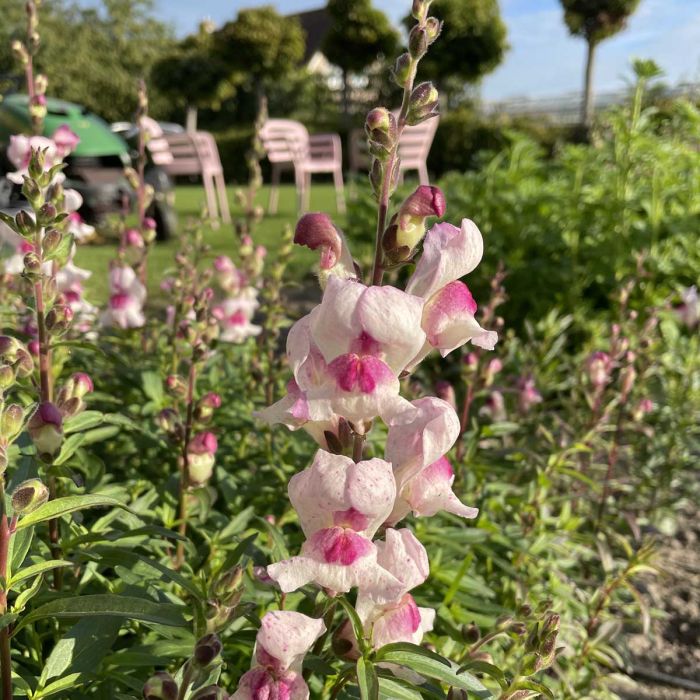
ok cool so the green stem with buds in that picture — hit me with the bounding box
[371,5,429,287]
[0,481,13,700]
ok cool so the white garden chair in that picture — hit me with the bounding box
[260,119,346,215]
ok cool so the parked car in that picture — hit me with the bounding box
[0,94,176,239]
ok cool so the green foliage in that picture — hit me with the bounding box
[0,0,174,122]
[214,6,305,87]
[151,23,235,112]
[404,0,508,88]
[560,0,642,45]
[323,0,399,75]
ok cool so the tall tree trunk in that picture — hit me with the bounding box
[342,68,350,129]
[185,105,198,133]
[581,39,596,129]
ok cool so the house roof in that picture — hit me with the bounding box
[290,8,332,63]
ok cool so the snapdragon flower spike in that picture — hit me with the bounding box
[232,610,325,700]
[101,265,146,329]
[267,450,403,601]
[406,220,497,367]
[295,212,355,284]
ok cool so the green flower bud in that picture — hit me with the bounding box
[408,25,429,59]
[393,52,412,88]
[28,402,63,460]
[142,671,178,700]
[21,177,42,208]
[193,633,223,668]
[1,404,25,441]
[11,478,49,515]
[45,304,74,335]
[425,17,442,43]
[407,82,439,126]
[15,209,35,236]
[0,365,15,389]
[37,202,57,226]
[42,228,63,256]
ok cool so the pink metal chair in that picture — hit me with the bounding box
[349,114,440,185]
[146,127,230,225]
[260,119,345,215]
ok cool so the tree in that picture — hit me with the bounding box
[152,22,235,130]
[214,6,305,99]
[560,0,642,128]
[322,0,399,123]
[405,0,508,106]
[0,0,174,122]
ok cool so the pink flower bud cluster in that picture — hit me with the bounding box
[246,189,500,690]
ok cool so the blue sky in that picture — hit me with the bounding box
[144,0,700,99]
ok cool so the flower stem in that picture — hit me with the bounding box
[0,480,13,700]
[370,8,428,287]
[176,357,197,569]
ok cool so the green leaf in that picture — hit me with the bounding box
[8,559,72,588]
[15,495,126,531]
[336,596,367,652]
[12,594,188,635]
[12,571,44,614]
[64,411,106,434]
[8,526,34,577]
[53,433,87,466]
[34,673,84,698]
[377,676,423,699]
[375,643,492,698]
[39,617,122,687]
[460,660,507,689]
[357,657,379,700]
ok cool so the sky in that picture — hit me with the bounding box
[136,0,700,100]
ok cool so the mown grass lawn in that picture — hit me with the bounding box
[75,183,349,304]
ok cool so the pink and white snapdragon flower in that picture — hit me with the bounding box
[267,450,404,600]
[100,265,146,329]
[385,397,478,524]
[6,125,80,185]
[212,288,262,343]
[406,219,498,367]
[232,610,325,700]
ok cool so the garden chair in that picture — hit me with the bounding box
[349,114,440,185]
[260,119,346,215]
[146,125,231,225]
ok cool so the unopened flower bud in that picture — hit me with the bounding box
[11,478,49,515]
[165,374,187,398]
[28,402,63,459]
[11,39,28,65]
[462,623,480,644]
[425,17,442,43]
[435,381,456,409]
[194,392,222,423]
[45,304,73,334]
[484,358,503,386]
[187,432,218,485]
[294,212,345,271]
[23,251,41,276]
[384,185,445,261]
[42,229,63,257]
[155,408,179,434]
[408,25,429,59]
[142,671,178,700]
[15,209,35,236]
[213,565,244,605]
[365,108,397,159]
[193,633,223,668]
[407,82,439,125]
[412,0,426,19]
[447,690,468,700]
[125,228,144,248]
[1,404,25,441]
[0,366,14,389]
[37,202,57,226]
[586,351,612,389]
[143,217,157,232]
[620,365,637,398]
[393,52,412,88]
